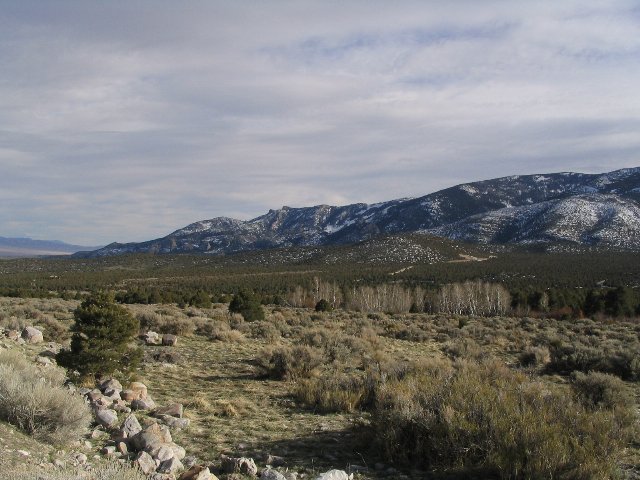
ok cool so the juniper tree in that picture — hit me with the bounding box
[58,292,141,378]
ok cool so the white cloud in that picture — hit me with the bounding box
[0,0,639,244]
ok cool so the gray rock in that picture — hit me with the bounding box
[95,409,118,428]
[261,469,287,480]
[155,403,184,418]
[162,334,178,346]
[21,326,43,343]
[132,396,156,411]
[131,423,172,452]
[120,414,142,438]
[314,471,353,480]
[158,415,190,430]
[221,455,258,476]
[158,456,184,474]
[135,451,157,475]
[99,378,123,393]
[182,456,199,469]
[147,444,175,462]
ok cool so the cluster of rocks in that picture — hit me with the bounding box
[142,331,178,346]
[80,378,192,478]
[2,325,44,344]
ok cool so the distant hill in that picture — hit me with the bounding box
[76,167,640,257]
[0,237,100,258]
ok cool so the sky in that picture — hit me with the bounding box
[1,1,640,245]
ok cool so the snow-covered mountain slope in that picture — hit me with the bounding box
[76,167,640,257]
[427,194,640,248]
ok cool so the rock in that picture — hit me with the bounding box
[104,388,122,399]
[261,469,287,480]
[147,444,176,462]
[221,455,258,476]
[130,381,148,398]
[182,456,199,469]
[120,414,142,438]
[314,471,353,480]
[53,458,65,468]
[120,389,138,402]
[158,415,190,430]
[144,331,162,345]
[95,409,118,428]
[135,451,157,475]
[116,441,128,455]
[22,326,43,343]
[132,396,156,411]
[169,443,186,461]
[265,455,286,467]
[131,423,172,452]
[94,396,114,410]
[99,378,123,393]
[73,452,88,465]
[158,456,184,474]
[101,445,117,456]
[155,403,184,418]
[284,473,297,480]
[179,465,218,480]
[162,334,178,346]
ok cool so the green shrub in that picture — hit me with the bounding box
[370,358,635,479]
[57,292,142,378]
[0,350,91,445]
[571,371,635,411]
[229,291,265,322]
[315,299,332,312]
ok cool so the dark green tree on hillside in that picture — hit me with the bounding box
[57,292,142,378]
[229,290,264,321]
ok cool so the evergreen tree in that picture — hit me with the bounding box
[58,292,141,378]
[229,290,265,321]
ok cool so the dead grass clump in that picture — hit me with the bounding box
[0,350,91,445]
[4,460,146,480]
[518,345,551,368]
[370,358,635,479]
[295,373,366,413]
[256,345,323,380]
[571,371,635,411]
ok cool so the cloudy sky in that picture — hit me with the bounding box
[1,1,639,245]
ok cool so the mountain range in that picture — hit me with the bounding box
[76,167,640,257]
[0,237,100,258]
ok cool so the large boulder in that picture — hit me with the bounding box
[135,451,157,475]
[131,423,172,452]
[158,415,190,430]
[131,396,156,411]
[99,378,123,393]
[120,414,142,438]
[21,326,43,344]
[314,471,353,480]
[221,455,258,476]
[158,457,184,474]
[155,403,184,418]
[95,409,118,428]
